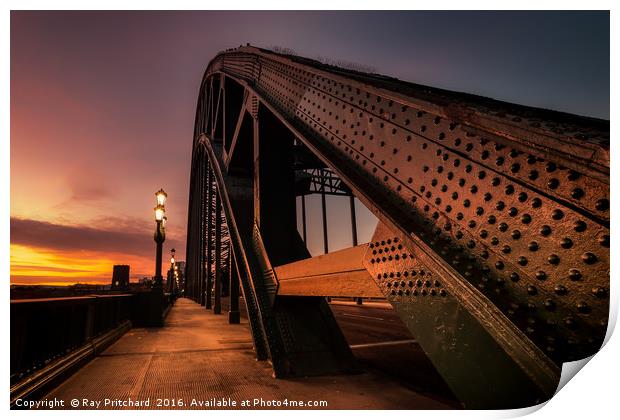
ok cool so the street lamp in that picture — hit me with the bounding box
[156,189,168,206]
[153,189,167,288]
[168,248,177,295]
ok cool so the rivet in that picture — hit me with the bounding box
[508,207,518,217]
[547,178,559,189]
[582,252,597,264]
[531,198,542,208]
[498,223,508,232]
[568,269,582,281]
[518,256,528,266]
[571,188,585,199]
[521,214,532,224]
[480,230,488,238]
[548,254,560,265]
[528,241,539,251]
[599,234,610,247]
[560,238,573,249]
[554,285,568,295]
[535,270,547,281]
[564,317,577,329]
[573,221,587,232]
[540,225,552,236]
[495,261,505,270]
[595,199,609,211]
[510,272,520,282]
[511,230,521,240]
[527,286,537,295]
[502,245,511,254]
[577,301,590,313]
[496,201,505,210]
[551,209,564,220]
[592,287,607,298]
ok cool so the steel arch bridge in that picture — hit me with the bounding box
[184,46,609,409]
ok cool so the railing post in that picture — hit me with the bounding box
[84,300,95,341]
[301,194,307,244]
[206,164,213,310]
[214,189,222,315]
[199,156,206,306]
[229,252,240,324]
[321,185,328,254]
[349,194,358,247]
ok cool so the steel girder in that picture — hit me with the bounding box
[185,46,609,408]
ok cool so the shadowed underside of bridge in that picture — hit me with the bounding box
[185,46,609,409]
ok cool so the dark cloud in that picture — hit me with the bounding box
[10,217,182,257]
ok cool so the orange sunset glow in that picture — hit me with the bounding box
[10,11,610,285]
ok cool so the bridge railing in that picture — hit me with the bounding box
[10,294,133,383]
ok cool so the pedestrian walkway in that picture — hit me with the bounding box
[43,298,454,409]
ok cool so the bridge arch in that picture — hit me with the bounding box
[185,46,609,408]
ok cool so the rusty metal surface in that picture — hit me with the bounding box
[185,46,610,408]
[205,46,609,361]
[363,222,558,408]
[275,245,381,298]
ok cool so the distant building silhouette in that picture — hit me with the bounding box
[111,265,130,291]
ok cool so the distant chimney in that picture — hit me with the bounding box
[111,265,130,291]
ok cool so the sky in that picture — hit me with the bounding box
[10,11,609,285]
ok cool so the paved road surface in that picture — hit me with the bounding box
[330,301,458,406]
[222,296,459,407]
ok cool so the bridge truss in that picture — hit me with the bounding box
[185,46,609,408]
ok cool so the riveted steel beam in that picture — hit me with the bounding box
[187,46,609,408]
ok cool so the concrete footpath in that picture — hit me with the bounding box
[42,298,454,410]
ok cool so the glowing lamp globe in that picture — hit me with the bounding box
[155,189,167,206]
[154,205,165,221]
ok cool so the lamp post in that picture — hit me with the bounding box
[169,248,177,295]
[153,189,167,288]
